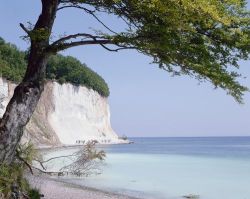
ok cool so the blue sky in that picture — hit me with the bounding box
[0,1,249,137]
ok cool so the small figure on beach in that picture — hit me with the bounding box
[183,194,200,199]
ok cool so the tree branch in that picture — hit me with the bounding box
[99,44,135,52]
[52,39,135,52]
[49,39,112,52]
[49,32,135,52]
[57,5,118,34]
[15,149,34,175]
[19,23,30,35]
[50,33,107,46]
[31,166,63,175]
[35,154,75,164]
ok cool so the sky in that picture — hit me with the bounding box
[0,1,249,137]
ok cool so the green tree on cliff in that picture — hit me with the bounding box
[0,0,250,163]
[0,39,110,97]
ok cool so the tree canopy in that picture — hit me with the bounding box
[0,37,26,82]
[46,55,110,97]
[41,0,250,103]
[1,1,250,101]
[0,37,110,97]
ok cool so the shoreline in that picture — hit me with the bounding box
[36,141,133,151]
[26,175,142,199]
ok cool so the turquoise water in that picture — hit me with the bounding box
[45,137,250,199]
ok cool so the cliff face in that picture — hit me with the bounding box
[0,77,123,147]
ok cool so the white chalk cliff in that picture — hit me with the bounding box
[0,77,125,147]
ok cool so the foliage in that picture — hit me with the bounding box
[0,141,105,198]
[0,37,110,97]
[58,0,250,102]
[0,163,42,199]
[0,142,42,198]
[47,55,110,97]
[0,37,26,82]
[0,142,105,197]
[16,142,40,165]
[28,188,41,199]
[0,163,30,198]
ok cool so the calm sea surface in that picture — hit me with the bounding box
[45,137,250,199]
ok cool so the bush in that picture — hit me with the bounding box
[28,188,41,199]
[0,163,30,198]
[0,142,41,199]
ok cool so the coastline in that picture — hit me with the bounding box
[26,175,142,199]
[36,139,133,151]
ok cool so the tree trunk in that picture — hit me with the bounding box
[0,0,58,164]
[0,58,48,163]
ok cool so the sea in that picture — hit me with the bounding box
[42,137,250,199]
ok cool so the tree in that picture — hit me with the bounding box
[17,140,106,177]
[0,0,250,163]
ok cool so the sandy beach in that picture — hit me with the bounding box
[27,175,141,199]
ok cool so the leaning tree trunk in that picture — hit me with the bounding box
[0,0,58,164]
[0,56,48,163]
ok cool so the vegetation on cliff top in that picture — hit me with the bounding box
[0,37,110,97]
